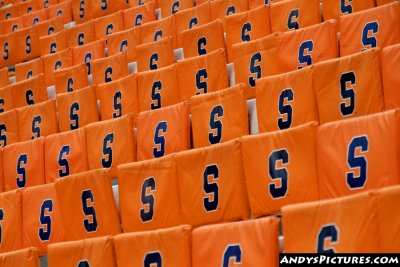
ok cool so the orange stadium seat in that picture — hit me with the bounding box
[340,2,400,56]
[53,63,89,95]
[106,26,140,62]
[114,225,191,267]
[0,32,17,69]
[376,0,398,5]
[176,48,229,102]
[65,20,96,47]
[123,1,157,29]
[86,114,136,177]
[381,44,400,109]
[22,183,66,256]
[14,57,44,82]
[71,0,95,25]
[210,0,249,30]
[175,1,211,34]
[377,185,400,252]
[192,217,279,267]
[0,109,19,147]
[274,20,338,73]
[225,5,271,62]
[91,52,129,85]
[136,102,190,160]
[321,0,374,24]
[0,68,8,88]
[269,0,321,33]
[3,138,45,191]
[136,36,175,72]
[43,48,74,86]
[16,99,59,141]
[176,140,250,227]
[159,0,194,18]
[241,122,319,217]
[139,15,177,47]
[317,110,400,199]
[0,16,23,35]
[36,0,58,8]
[248,0,283,9]
[44,128,89,183]
[21,9,48,28]
[0,74,48,112]
[48,236,117,267]
[56,85,99,132]
[256,66,318,132]
[282,191,380,252]
[136,63,180,111]
[39,30,67,56]
[47,0,73,25]
[15,0,41,16]
[179,19,225,58]
[93,11,124,41]
[0,190,22,252]
[72,39,106,75]
[96,73,139,120]
[232,33,280,99]
[313,48,384,124]
[190,84,248,148]
[0,247,40,267]
[117,154,183,232]
[54,169,121,240]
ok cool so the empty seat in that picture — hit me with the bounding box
[210,0,249,29]
[72,40,106,75]
[39,30,67,56]
[44,127,89,183]
[22,183,66,256]
[176,139,250,226]
[225,5,271,62]
[191,84,248,148]
[117,154,183,232]
[270,0,321,33]
[106,27,140,62]
[136,63,180,111]
[47,0,73,25]
[274,19,338,73]
[282,190,380,252]
[179,19,225,58]
[241,122,319,217]
[37,0,58,8]
[14,57,44,82]
[91,52,128,85]
[139,15,177,47]
[177,48,229,102]
[16,99,59,141]
[123,1,156,29]
[381,44,400,109]
[96,73,139,120]
[113,225,191,267]
[159,0,194,18]
[175,1,211,34]
[15,0,40,16]
[42,48,74,86]
[313,48,384,124]
[93,11,124,41]
[136,102,190,160]
[0,247,40,267]
[376,0,397,5]
[0,32,17,69]
[192,217,279,267]
[136,36,175,72]
[0,68,8,89]
[55,169,121,240]
[48,236,117,267]
[56,85,99,132]
[65,20,96,47]
[0,74,47,113]
[0,16,23,35]
[3,138,45,191]
[21,9,48,28]
[232,33,280,99]
[321,0,374,24]
[86,114,136,177]
[317,110,400,199]
[256,66,318,132]
[0,109,19,147]
[53,63,90,95]
[0,190,22,252]
[340,2,400,56]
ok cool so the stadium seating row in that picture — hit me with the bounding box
[0,109,398,254]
